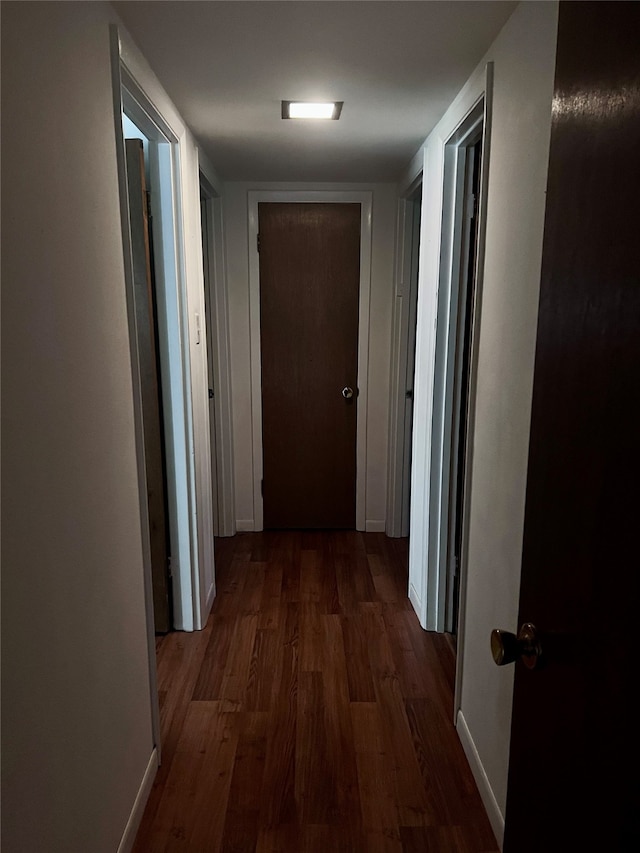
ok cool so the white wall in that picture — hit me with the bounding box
[1,1,221,849]
[459,0,558,823]
[223,181,397,531]
[1,3,155,851]
[406,0,559,843]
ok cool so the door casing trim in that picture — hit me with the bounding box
[111,17,215,645]
[407,62,493,708]
[247,191,373,531]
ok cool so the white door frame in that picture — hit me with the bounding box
[119,78,200,633]
[109,26,161,759]
[408,63,493,657]
[199,175,236,538]
[247,191,373,531]
[110,23,206,663]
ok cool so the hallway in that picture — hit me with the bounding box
[133,532,499,852]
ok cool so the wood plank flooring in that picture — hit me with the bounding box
[134,532,499,852]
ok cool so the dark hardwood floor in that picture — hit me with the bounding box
[134,531,499,852]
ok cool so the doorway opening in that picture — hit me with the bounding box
[444,136,482,643]
[122,115,173,636]
[200,192,220,537]
[112,49,196,756]
[402,186,422,537]
[387,179,423,539]
[117,74,200,641]
[430,98,487,662]
[199,177,236,539]
[111,28,220,767]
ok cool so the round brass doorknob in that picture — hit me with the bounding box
[491,623,541,669]
[342,386,354,399]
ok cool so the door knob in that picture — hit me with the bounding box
[342,386,354,399]
[491,622,541,669]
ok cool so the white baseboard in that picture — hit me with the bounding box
[408,582,422,621]
[365,519,386,532]
[456,711,505,850]
[117,748,159,853]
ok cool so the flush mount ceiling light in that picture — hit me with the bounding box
[281,101,343,120]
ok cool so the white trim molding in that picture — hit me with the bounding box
[111,20,216,637]
[247,190,373,531]
[116,748,159,853]
[457,711,505,850]
[408,62,494,632]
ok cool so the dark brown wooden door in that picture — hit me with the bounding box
[259,203,360,529]
[503,4,640,851]
[125,139,171,632]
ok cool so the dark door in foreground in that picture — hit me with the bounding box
[503,3,640,850]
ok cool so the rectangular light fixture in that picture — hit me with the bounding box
[282,101,343,120]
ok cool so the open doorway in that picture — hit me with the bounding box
[117,75,200,639]
[443,136,483,643]
[199,177,236,538]
[200,192,220,536]
[122,116,172,634]
[401,186,422,536]
[387,179,422,539]
[111,28,220,766]
[430,98,487,661]
[394,68,493,736]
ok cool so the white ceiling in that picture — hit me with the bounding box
[112,1,518,182]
